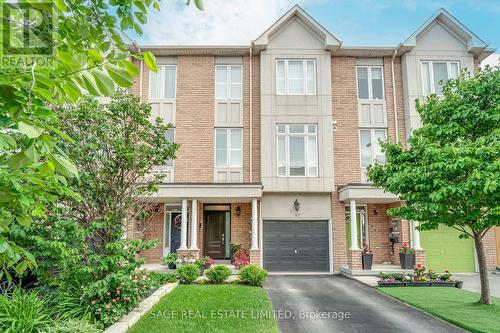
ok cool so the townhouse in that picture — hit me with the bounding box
[128,6,499,273]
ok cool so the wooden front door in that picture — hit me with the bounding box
[204,211,226,258]
[495,227,500,269]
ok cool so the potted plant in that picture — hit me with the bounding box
[175,258,183,269]
[232,248,250,269]
[162,252,177,269]
[203,257,215,269]
[361,240,373,270]
[195,258,206,276]
[230,242,241,264]
[399,243,415,269]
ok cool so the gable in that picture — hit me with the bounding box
[268,17,324,50]
[415,22,467,51]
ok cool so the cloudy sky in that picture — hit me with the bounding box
[130,0,499,50]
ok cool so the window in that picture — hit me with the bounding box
[149,65,177,99]
[360,129,387,168]
[165,128,175,167]
[277,124,318,177]
[421,61,459,95]
[216,65,242,99]
[345,206,368,249]
[356,66,384,100]
[215,128,242,167]
[276,59,316,95]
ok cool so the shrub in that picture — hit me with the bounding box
[238,265,268,287]
[0,288,53,333]
[177,264,200,284]
[83,270,156,328]
[149,272,177,286]
[232,248,250,269]
[206,265,232,284]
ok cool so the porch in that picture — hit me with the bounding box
[132,183,263,266]
[338,184,425,271]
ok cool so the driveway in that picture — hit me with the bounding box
[455,272,500,298]
[264,275,466,333]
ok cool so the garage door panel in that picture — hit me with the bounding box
[263,220,330,272]
[421,225,475,272]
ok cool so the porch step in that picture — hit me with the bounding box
[340,266,413,277]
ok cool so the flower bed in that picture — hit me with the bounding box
[377,265,462,288]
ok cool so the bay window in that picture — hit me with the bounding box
[149,65,177,99]
[356,66,384,100]
[276,59,316,95]
[215,128,242,167]
[421,61,459,95]
[216,65,242,99]
[277,124,318,177]
[360,129,387,168]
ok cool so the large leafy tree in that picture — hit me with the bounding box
[368,67,499,304]
[0,0,202,279]
[59,92,178,246]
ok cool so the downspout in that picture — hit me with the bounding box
[391,49,399,143]
[249,45,253,182]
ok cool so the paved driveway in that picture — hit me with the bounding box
[264,275,466,333]
[455,272,500,298]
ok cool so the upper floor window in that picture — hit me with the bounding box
[149,65,177,99]
[216,65,242,99]
[360,129,387,168]
[356,66,384,100]
[421,61,459,96]
[215,128,242,167]
[277,124,318,177]
[276,59,316,95]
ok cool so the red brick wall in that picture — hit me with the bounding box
[230,203,251,250]
[367,204,393,264]
[331,192,347,270]
[141,204,165,264]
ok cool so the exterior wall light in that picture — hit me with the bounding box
[236,206,241,217]
[293,199,300,212]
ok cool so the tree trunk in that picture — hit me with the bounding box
[473,233,492,305]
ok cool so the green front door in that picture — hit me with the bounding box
[421,225,476,272]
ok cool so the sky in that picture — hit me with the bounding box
[131,0,499,51]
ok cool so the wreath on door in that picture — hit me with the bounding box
[173,214,182,230]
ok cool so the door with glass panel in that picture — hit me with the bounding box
[345,206,368,249]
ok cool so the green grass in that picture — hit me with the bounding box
[128,284,278,333]
[378,287,500,333]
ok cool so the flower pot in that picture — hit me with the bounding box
[455,281,463,289]
[430,281,455,287]
[399,253,415,269]
[167,262,176,269]
[377,281,405,287]
[362,253,373,270]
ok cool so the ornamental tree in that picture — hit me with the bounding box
[368,67,499,304]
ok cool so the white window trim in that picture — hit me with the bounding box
[276,124,318,177]
[276,59,317,96]
[356,66,384,100]
[148,65,177,100]
[214,128,243,168]
[359,128,387,170]
[215,64,243,100]
[420,60,460,96]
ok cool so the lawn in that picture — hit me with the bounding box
[128,284,279,333]
[378,287,500,333]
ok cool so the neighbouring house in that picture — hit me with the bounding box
[127,6,498,273]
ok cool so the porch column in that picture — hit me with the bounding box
[251,198,258,250]
[179,199,188,250]
[412,220,422,250]
[190,199,198,250]
[350,199,359,250]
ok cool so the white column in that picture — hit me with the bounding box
[190,199,198,250]
[251,198,259,250]
[350,199,359,250]
[413,221,422,250]
[180,199,188,250]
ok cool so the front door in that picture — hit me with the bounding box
[205,211,226,258]
[170,213,182,253]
